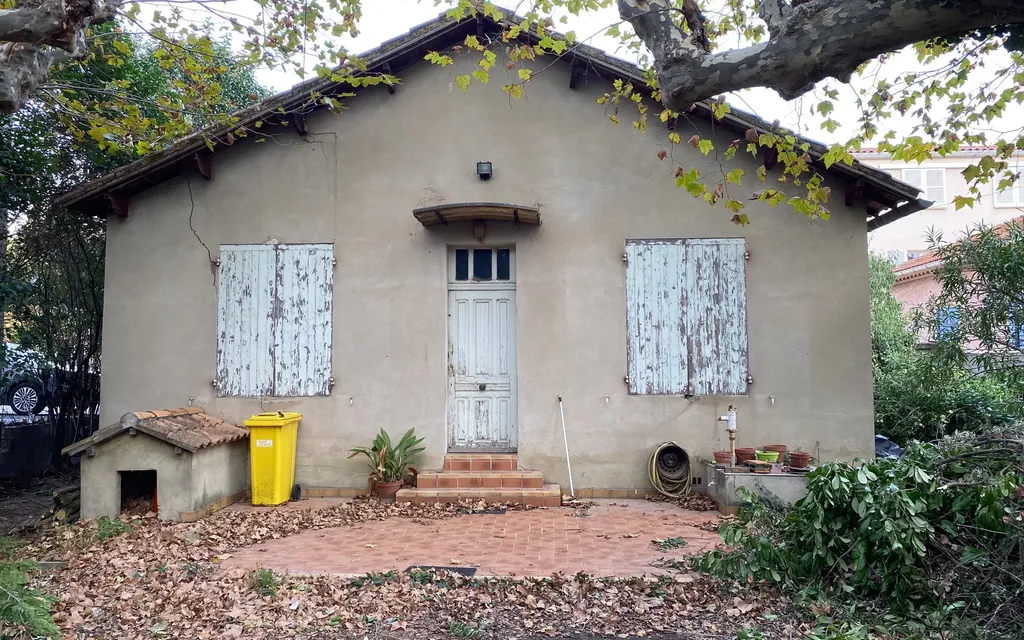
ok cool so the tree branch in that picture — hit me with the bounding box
[0,0,119,113]
[620,0,1024,110]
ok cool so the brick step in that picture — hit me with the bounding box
[417,470,544,489]
[396,484,561,507]
[443,453,518,472]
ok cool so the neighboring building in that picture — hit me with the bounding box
[892,216,1024,349]
[856,147,1024,262]
[56,14,922,496]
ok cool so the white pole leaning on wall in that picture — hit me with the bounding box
[558,395,575,499]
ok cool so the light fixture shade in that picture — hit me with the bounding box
[476,161,493,180]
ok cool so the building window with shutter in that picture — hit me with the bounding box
[625,238,748,396]
[935,306,959,341]
[216,244,333,397]
[901,168,946,206]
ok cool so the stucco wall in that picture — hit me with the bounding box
[80,434,192,520]
[191,440,249,510]
[99,55,874,491]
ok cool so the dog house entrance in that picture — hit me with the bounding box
[119,470,157,514]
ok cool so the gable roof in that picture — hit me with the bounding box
[53,11,926,229]
[62,407,248,456]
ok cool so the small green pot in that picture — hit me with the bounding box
[755,450,779,462]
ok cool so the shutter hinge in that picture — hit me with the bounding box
[747,375,754,385]
[332,257,337,267]
[622,252,628,264]
[623,375,630,385]
[744,250,751,261]
[211,378,218,388]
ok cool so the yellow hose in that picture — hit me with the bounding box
[648,442,692,498]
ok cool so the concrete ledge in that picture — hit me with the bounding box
[300,487,365,498]
[180,489,249,523]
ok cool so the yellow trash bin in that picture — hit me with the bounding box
[245,411,301,506]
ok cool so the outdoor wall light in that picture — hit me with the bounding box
[476,161,493,180]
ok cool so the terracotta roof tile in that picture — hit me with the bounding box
[62,407,248,456]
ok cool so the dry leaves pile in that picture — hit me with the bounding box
[20,499,798,639]
[645,492,719,512]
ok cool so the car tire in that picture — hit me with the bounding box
[9,382,44,415]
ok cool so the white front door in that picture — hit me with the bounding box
[447,247,517,451]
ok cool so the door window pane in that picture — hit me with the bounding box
[473,249,492,280]
[455,249,469,281]
[496,249,510,280]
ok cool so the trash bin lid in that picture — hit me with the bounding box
[244,411,302,427]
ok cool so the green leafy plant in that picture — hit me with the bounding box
[0,537,59,638]
[447,619,487,638]
[96,516,135,541]
[652,537,687,551]
[869,253,1020,444]
[695,430,1024,638]
[348,428,425,483]
[248,568,277,597]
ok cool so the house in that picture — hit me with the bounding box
[854,147,1024,262]
[892,216,1024,349]
[55,13,924,498]
[62,408,249,520]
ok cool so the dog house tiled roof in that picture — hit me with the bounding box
[63,407,248,456]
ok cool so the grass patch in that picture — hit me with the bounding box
[447,619,487,638]
[248,568,278,597]
[0,536,59,638]
[96,516,135,541]
[652,536,687,551]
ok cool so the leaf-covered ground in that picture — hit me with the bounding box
[19,500,808,638]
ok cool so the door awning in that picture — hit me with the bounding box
[413,202,540,227]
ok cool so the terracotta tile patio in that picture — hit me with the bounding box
[220,499,721,577]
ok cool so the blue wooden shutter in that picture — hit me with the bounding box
[625,240,688,395]
[274,244,334,396]
[217,245,276,397]
[936,306,959,340]
[684,238,748,395]
[625,238,748,396]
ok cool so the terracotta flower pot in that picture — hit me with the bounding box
[789,452,811,468]
[374,480,403,500]
[762,444,787,455]
[734,448,756,463]
[713,450,732,465]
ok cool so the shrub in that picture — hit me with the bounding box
[0,537,59,638]
[695,430,1024,638]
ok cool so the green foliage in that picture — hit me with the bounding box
[347,428,425,483]
[869,253,1020,443]
[652,537,687,551]
[248,568,278,597]
[96,516,134,541]
[0,537,59,638]
[447,619,487,638]
[695,431,1024,638]
[924,220,1024,390]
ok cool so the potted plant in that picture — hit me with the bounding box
[789,450,811,468]
[348,428,425,500]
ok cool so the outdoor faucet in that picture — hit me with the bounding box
[718,405,738,466]
[718,406,737,432]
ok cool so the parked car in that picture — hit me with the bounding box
[1,344,56,416]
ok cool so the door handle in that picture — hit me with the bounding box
[479,383,487,391]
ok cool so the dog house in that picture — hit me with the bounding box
[64,407,249,521]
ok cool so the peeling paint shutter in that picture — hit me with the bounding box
[685,239,747,395]
[217,244,333,397]
[625,240,689,395]
[275,244,333,396]
[625,238,748,396]
[217,245,276,397]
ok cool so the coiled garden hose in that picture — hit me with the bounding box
[648,442,692,498]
